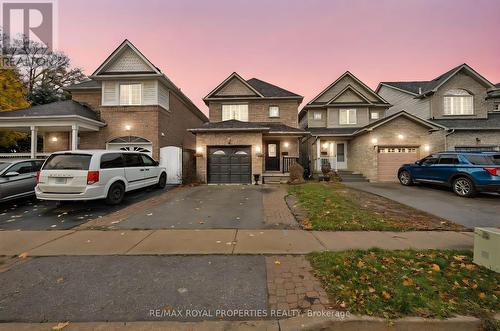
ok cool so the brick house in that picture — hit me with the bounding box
[189,72,306,184]
[377,63,500,152]
[0,40,207,183]
[299,71,444,182]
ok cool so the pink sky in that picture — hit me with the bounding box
[58,0,500,114]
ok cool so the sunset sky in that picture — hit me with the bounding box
[58,0,500,113]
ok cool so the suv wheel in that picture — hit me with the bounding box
[398,170,413,186]
[157,172,167,189]
[106,182,125,205]
[452,177,476,198]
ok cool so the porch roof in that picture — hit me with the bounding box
[308,127,358,136]
[189,120,307,135]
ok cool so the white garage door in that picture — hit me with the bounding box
[377,147,418,182]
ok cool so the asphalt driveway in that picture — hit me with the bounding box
[117,185,264,229]
[0,255,267,322]
[0,186,174,231]
[345,182,500,228]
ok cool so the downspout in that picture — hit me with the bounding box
[444,129,455,151]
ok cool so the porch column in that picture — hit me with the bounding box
[316,138,321,172]
[71,124,79,150]
[30,126,37,159]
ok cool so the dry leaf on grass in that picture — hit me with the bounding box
[431,264,440,272]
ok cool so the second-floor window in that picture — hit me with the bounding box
[120,83,142,105]
[339,109,357,125]
[269,106,280,118]
[370,111,379,120]
[444,89,473,115]
[222,104,248,121]
[313,112,322,120]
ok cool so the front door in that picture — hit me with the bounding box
[265,141,280,171]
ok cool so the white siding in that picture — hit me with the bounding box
[102,81,118,105]
[158,82,170,110]
[142,80,157,105]
[105,48,153,73]
[378,86,431,119]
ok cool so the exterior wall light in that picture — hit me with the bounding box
[424,144,430,152]
[125,125,132,131]
[196,146,203,154]
[371,138,378,144]
[283,142,289,148]
[255,145,261,153]
[322,143,329,149]
[398,134,404,139]
[51,137,58,142]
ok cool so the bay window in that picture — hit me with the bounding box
[339,109,357,125]
[222,104,248,121]
[119,83,142,105]
[443,89,473,115]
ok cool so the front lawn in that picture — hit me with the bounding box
[308,250,499,321]
[288,182,464,231]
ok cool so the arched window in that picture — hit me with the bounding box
[444,89,473,115]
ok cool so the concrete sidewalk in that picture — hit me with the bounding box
[0,229,474,256]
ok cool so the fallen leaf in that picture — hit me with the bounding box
[357,260,365,268]
[368,287,376,293]
[52,322,69,330]
[479,292,486,300]
[382,291,391,300]
[274,260,281,265]
[453,255,466,261]
[56,277,64,284]
[431,264,440,272]
[18,252,28,259]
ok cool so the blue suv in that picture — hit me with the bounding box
[398,152,500,198]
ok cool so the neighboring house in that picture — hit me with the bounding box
[0,40,207,183]
[299,71,443,182]
[377,64,500,152]
[189,72,305,184]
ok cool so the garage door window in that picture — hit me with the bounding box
[212,150,226,155]
[379,148,417,153]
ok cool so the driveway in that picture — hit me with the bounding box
[117,185,265,229]
[345,182,500,228]
[0,255,267,322]
[0,186,175,231]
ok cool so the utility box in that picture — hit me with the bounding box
[473,227,500,273]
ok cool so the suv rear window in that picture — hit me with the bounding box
[464,155,495,165]
[43,154,92,170]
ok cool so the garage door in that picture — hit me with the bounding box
[207,146,251,184]
[377,147,418,182]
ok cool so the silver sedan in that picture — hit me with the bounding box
[0,159,45,202]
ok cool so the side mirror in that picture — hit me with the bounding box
[4,171,20,177]
[154,160,160,166]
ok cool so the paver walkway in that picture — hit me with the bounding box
[0,229,474,256]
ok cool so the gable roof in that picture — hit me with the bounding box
[91,39,161,76]
[308,71,389,105]
[377,64,495,98]
[326,84,374,105]
[0,100,103,122]
[204,72,303,104]
[496,83,500,88]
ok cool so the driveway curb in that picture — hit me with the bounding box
[0,315,489,331]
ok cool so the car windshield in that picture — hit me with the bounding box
[0,162,12,172]
[43,154,92,170]
[464,155,496,165]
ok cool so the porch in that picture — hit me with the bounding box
[311,138,348,173]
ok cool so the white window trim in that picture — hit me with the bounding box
[339,109,357,125]
[222,104,249,121]
[443,90,474,116]
[269,106,280,118]
[119,83,142,106]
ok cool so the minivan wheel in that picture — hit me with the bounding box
[157,172,167,189]
[398,170,413,186]
[106,182,125,205]
[452,177,476,198]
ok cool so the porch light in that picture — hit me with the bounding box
[371,138,378,144]
[397,134,404,139]
[283,142,289,148]
[196,146,203,154]
[322,143,329,149]
[124,125,132,131]
[255,145,261,153]
[51,136,58,142]
[424,144,430,152]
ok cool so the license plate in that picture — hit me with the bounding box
[54,177,67,184]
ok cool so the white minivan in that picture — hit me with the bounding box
[35,150,167,205]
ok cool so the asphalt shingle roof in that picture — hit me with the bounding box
[308,127,358,136]
[64,80,101,90]
[190,120,306,133]
[431,113,500,130]
[245,78,302,99]
[0,100,101,121]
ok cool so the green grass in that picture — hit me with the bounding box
[288,182,404,231]
[308,250,499,320]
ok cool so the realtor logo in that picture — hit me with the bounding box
[0,0,57,50]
